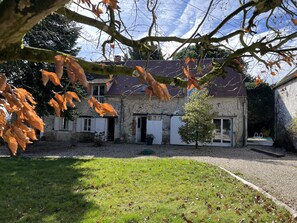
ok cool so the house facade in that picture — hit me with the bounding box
[43,60,247,147]
[274,70,297,151]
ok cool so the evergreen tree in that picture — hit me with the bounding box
[178,91,215,148]
[245,76,274,137]
[173,45,229,60]
[127,46,164,60]
[0,14,82,117]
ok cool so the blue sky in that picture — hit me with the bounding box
[73,0,296,84]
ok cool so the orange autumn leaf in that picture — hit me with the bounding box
[26,128,37,141]
[292,18,297,26]
[145,86,153,101]
[255,75,263,86]
[101,103,118,116]
[65,91,81,108]
[65,57,89,90]
[92,4,103,16]
[183,66,200,90]
[0,73,7,92]
[54,55,65,79]
[67,70,78,84]
[13,134,27,150]
[12,125,30,143]
[16,121,37,141]
[271,71,276,76]
[14,88,37,105]
[88,96,95,108]
[152,83,171,101]
[102,0,119,9]
[22,108,44,132]
[48,98,61,117]
[54,93,67,111]
[3,129,18,156]
[41,70,62,87]
[88,97,118,117]
[2,92,22,108]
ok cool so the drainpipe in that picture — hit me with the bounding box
[119,96,123,139]
[242,98,247,147]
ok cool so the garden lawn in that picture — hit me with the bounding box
[0,157,292,223]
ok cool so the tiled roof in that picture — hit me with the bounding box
[274,69,297,89]
[105,60,246,97]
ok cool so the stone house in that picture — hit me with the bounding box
[274,70,297,151]
[43,59,247,147]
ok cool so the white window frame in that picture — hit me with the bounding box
[92,85,105,103]
[60,118,69,130]
[82,118,92,132]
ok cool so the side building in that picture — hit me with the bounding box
[274,70,297,151]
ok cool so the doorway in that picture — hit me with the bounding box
[136,116,147,143]
[107,117,115,141]
[213,118,232,146]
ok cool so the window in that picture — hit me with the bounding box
[92,85,105,103]
[212,118,232,145]
[60,118,69,130]
[83,118,92,132]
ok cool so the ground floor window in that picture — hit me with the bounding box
[83,118,92,132]
[60,118,69,130]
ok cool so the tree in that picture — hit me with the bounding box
[178,91,215,149]
[245,77,274,137]
[0,14,82,117]
[127,47,164,60]
[173,45,229,60]
[0,0,297,155]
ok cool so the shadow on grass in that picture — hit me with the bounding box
[0,157,96,223]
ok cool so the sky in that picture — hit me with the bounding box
[73,0,297,84]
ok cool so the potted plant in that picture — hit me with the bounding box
[146,134,155,145]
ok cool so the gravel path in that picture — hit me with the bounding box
[1,142,297,211]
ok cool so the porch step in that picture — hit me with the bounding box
[250,147,285,158]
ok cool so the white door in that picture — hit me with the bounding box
[212,118,232,147]
[147,119,163,144]
[95,118,107,137]
[170,116,190,145]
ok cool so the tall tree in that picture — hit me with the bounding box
[127,47,164,60]
[0,14,81,117]
[173,45,230,60]
[245,76,274,137]
[179,91,215,149]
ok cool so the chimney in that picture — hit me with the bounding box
[114,55,121,62]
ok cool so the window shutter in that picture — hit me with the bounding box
[91,118,96,132]
[54,117,60,130]
[68,121,74,131]
[76,118,82,132]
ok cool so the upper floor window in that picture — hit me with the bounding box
[93,85,105,103]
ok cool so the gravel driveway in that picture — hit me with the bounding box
[1,142,297,211]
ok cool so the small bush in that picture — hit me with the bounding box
[139,149,155,155]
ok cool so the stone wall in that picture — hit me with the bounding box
[42,94,247,147]
[210,97,247,147]
[275,79,297,150]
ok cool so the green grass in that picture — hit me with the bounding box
[0,157,292,223]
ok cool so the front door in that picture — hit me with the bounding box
[107,117,115,141]
[136,116,147,143]
[212,118,232,146]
